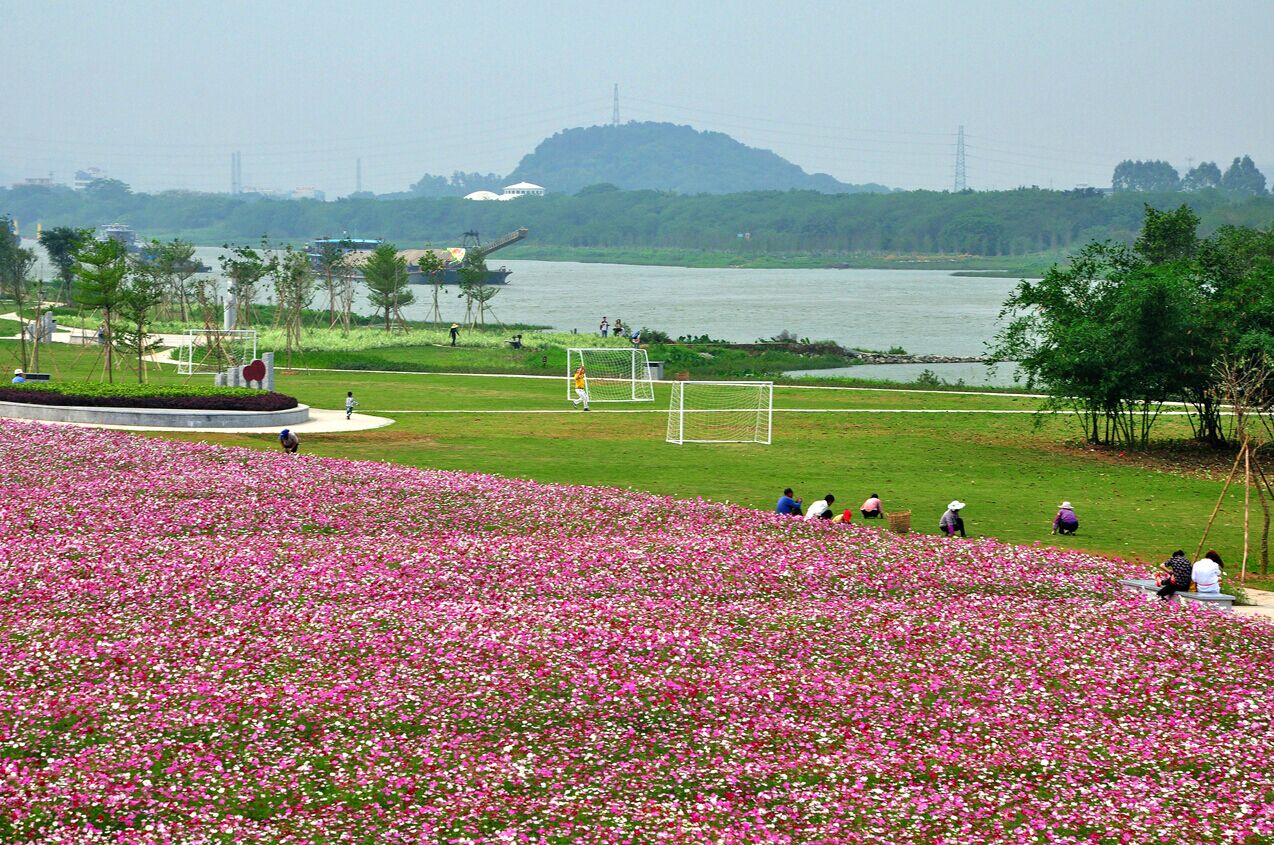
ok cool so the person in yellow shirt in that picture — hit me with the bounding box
[571,365,590,411]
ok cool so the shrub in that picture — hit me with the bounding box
[0,381,298,411]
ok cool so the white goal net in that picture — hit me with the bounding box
[666,381,773,445]
[567,347,654,403]
[178,329,258,375]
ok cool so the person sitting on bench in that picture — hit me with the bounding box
[860,494,884,519]
[1157,550,1193,600]
[1191,550,1224,595]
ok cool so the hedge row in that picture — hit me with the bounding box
[0,381,299,412]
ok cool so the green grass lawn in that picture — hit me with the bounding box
[1,338,1258,574]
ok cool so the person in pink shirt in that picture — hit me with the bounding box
[860,494,883,519]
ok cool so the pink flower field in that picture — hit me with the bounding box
[1,421,1273,844]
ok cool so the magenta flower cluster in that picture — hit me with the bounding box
[1,421,1271,844]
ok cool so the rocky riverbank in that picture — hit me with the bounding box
[848,351,987,365]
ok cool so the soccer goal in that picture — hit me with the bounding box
[566,347,655,403]
[178,329,258,375]
[666,381,773,445]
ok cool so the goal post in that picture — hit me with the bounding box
[178,329,258,375]
[566,347,655,403]
[666,381,773,445]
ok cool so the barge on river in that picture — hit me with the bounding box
[306,228,527,286]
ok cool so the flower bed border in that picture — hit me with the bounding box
[0,383,298,412]
[0,399,310,429]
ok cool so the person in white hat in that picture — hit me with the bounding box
[1051,501,1079,535]
[11,368,25,384]
[939,500,966,537]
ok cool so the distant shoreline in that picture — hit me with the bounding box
[498,245,1054,276]
[26,233,1052,278]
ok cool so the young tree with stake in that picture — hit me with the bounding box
[73,238,129,383]
[362,244,414,332]
[116,260,166,384]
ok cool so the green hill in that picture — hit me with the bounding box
[504,122,889,195]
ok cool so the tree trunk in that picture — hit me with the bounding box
[30,279,41,374]
[104,308,114,384]
[1257,457,1271,577]
[1243,444,1251,580]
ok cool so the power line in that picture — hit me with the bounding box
[954,125,967,192]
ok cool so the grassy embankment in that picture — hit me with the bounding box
[0,335,1260,588]
[36,306,882,381]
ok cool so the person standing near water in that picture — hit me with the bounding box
[599,316,609,337]
[449,323,460,346]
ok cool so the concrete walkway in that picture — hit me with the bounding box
[2,319,188,366]
[1,406,395,434]
[1235,586,1274,622]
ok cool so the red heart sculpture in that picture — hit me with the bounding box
[242,359,267,384]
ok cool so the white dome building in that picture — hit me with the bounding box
[463,190,502,201]
[501,182,545,198]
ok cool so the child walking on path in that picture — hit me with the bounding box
[345,391,359,420]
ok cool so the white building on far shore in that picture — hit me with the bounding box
[465,182,546,201]
[502,181,545,197]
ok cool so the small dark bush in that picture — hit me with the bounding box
[0,381,299,412]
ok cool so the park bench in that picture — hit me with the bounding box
[1119,578,1235,612]
[19,373,51,381]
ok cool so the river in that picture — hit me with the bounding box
[24,242,1027,385]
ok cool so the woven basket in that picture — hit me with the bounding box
[887,510,912,534]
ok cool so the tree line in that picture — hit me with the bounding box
[5,179,1274,258]
[1111,155,1267,195]
[992,205,1274,448]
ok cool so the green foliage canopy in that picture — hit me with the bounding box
[362,243,413,331]
[994,205,1274,447]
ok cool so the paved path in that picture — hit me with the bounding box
[1235,586,1274,622]
[1,317,188,365]
[1,407,394,434]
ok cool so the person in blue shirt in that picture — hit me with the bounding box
[11,369,25,384]
[775,488,802,515]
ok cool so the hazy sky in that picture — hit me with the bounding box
[3,0,1272,195]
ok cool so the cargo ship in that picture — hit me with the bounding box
[306,228,527,286]
[96,223,211,272]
